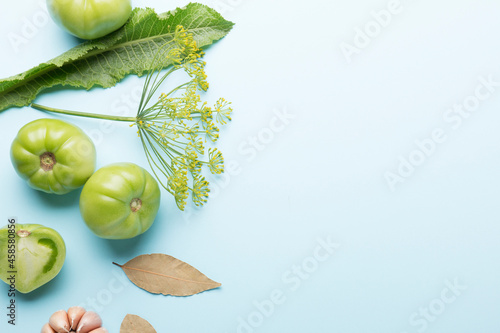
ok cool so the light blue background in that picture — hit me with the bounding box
[1,0,500,332]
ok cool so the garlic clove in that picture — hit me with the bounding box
[41,323,57,333]
[67,306,86,330]
[76,311,102,333]
[88,328,108,333]
[49,310,70,333]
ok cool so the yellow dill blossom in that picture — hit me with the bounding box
[208,148,224,174]
[192,174,210,206]
[190,136,204,154]
[204,122,220,142]
[188,158,203,176]
[167,168,189,210]
[214,98,233,125]
[134,25,233,210]
[199,103,213,126]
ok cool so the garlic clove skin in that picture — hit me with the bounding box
[67,306,86,330]
[41,323,57,333]
[76,311,102,333]
[88,328,108,333]
[49,310,70,333]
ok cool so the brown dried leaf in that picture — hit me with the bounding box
[113,253,221,296]
[120,314,156,333]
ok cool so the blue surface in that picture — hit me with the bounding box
[1,0,500,332]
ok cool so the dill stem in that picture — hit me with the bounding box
[31,103,137,122]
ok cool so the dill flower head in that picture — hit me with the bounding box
[134,25,233,210]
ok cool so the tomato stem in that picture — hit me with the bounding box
[130,198,142,212]
[40,152,56,171]
[31,103,137,123]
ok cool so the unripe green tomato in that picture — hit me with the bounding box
[10,118,96,195]
[79,162,161,239]
[0,224,66,293]
[46,0,132,40]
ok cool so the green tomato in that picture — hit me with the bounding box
[10,118,96,195]
[0,223,66,293]
[80,162,161,239]
[46,0,132,40]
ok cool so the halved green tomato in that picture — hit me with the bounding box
[0,224,66,293]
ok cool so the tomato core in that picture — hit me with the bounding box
[17,229,31,238]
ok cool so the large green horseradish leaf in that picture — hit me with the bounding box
[0,3,234,111]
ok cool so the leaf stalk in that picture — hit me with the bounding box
[31,103,137,122]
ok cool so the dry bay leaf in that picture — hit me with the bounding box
[113,253,221,296]
[120,314,156,333]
